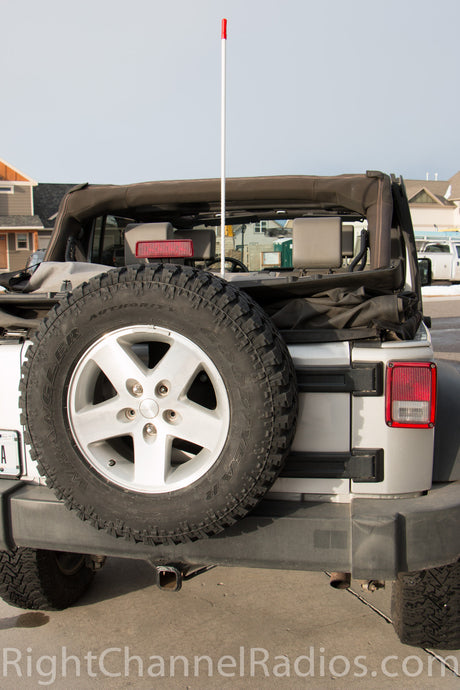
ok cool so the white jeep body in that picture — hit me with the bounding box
[0,327,436,498]
[0,172,458,649]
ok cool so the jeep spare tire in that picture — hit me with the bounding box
[20,265,297,544]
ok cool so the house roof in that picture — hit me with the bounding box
[0,158,37,184]
[33,183,75,228]
[405,179,448,197]
[0,215,43,228]
[448,172,460,200]
[406,186,455,207]
[405,172,460,204]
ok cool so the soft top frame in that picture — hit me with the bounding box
[46,171,393,270]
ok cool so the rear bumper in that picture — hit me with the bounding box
[0,480,459,579]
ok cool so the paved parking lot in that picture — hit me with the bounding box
[424,296,460,372]
[0,561,458,688]
[0,297,458,688]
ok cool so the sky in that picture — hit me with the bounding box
[3,0,460,184]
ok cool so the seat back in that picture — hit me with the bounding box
[174,229,216,260]
[292,217,342,269]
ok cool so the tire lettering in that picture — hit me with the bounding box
[46,364,59,384]
[206,485,219,500]
[55,342,67,362]
[66,328,79,347]
[222,460,237,481]
[42,385,52,406]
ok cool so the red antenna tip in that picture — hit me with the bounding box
[221,18,227,40]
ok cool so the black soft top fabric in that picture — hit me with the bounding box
[0,172,422,342]
[46,172,393,269]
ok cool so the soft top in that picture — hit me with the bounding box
[46,172,393,269]
[0,171,422,342]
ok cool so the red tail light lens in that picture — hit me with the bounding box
[385,362,436,428]
[135,239,194,259]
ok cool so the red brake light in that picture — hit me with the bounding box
[385,362,436,428]
[135,239,194,259]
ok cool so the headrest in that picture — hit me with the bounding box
[124,223,174,264]
[292,217,342,269]
[174,229,215,260]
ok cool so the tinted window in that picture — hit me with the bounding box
[424,244,450,253]
[91,216,133,266]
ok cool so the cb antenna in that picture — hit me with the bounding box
[220,18,227,277]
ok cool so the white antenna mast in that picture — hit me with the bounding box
[220,18,227,277]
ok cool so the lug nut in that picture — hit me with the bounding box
[158,384,168,396]
[125,408,136,420]
[144,424,156,436]
[165,409,177,423]
[131,383,143,397]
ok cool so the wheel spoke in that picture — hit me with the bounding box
[132,430,170,488]
[153,340,204,399]
[91,338,147,393]
[173,401,226,451]
[71,399,127,445]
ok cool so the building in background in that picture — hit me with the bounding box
[3,159,460,270]
[0,159,42,272]
[33,182,74,250]
[0,158,73,272]
[406,172,460,236]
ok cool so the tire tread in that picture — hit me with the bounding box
[20,264,297,545]
[392,561,460,649]
[0,548,94,611]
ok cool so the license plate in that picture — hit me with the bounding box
[0,431,21,478]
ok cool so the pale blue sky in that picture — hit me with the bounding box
[3,0,459,183]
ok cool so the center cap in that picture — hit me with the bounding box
[139,398,159,419]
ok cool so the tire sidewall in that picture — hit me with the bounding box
[24,269,283,537]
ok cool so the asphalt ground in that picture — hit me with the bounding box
[0,298,458,688]
[424,297,460,373]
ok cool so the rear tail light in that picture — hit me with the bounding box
[385,361,436,428]
[135,239,194,259]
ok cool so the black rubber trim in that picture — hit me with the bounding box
[0,480,26,551]
[283,328,378,343]
[281,449,384,482]
[1,481,459,579]
[295,363,383,396]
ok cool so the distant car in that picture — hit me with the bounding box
[417,239,460,282]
